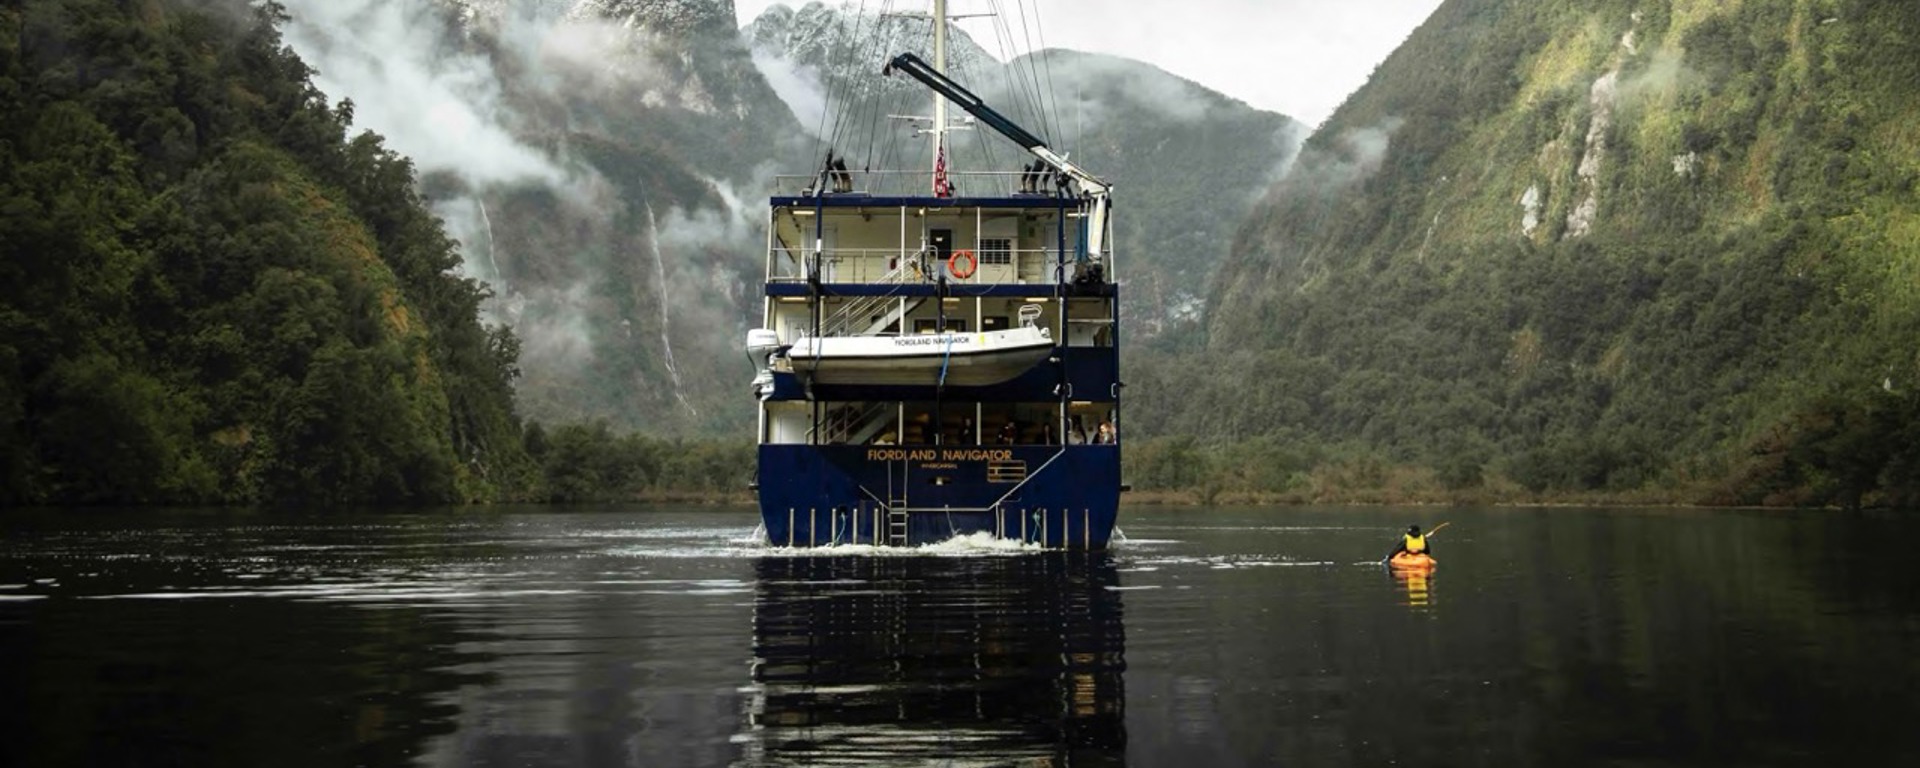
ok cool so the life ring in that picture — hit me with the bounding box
[948,250,978,279]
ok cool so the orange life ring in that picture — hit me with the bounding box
[948,250,978,279]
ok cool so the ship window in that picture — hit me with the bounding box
[915,319,967,333]
[979,238,1013,265]
[982,316,1009,331]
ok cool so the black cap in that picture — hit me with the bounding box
[1408,525,1421,534]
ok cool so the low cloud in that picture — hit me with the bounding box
[1042,52,1220,125]
[1281,116,1403,195]
[511,281,601,371]
[1251,120,1313,200]
[280,0,569,187]
[750,48,830,135]
[1618,48,1690,102]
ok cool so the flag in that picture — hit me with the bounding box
[933,142,950,197]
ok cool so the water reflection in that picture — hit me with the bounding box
[739,554,1126,766]
[1391,567,1434,609]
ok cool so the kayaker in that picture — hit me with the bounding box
[1389,525,1432,560]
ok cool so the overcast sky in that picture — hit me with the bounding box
[733,0,1445,128]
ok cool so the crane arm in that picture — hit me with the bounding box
[884,52,1112,266]
[883,53,1109,195]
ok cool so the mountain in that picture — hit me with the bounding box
[278,0,807,436]
[744,2,1302,343]
[1183,0,1920,506]
[744,0,1000,108]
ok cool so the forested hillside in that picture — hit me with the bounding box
[1147,0,1920,507]
[0,0,535,504]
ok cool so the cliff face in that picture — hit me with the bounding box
[570,0,741,36]
[744,0,999,99]
[1192,0,1920,505]
[278,0,806,435]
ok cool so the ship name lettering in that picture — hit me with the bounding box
[865,448,1014,462]
[893,335,972,347]
[941,449,1014,462]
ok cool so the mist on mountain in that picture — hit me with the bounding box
[277,0,805,435]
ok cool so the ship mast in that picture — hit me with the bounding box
[931,0,948,182]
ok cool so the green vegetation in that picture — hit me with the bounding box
[0,0,533,505]
[0,0,765,508]
[1149,0,1920,509]
[523,422,752,503]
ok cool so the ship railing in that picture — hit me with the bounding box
[807,401,895,445]
[775,169,1076,199]
[770,245,1075,287]
[816,260,923,337]
[768,247,924,284]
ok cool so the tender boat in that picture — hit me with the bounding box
[787,309,1053,387]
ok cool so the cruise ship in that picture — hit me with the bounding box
[745,8,1122,548]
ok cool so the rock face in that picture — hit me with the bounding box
[744,1,999,98]
[570,0,741,36]
[1196,0,1920,503]
[280,0,805,435]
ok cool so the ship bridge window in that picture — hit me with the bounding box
[979,238,1013,265]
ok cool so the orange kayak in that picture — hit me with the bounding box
[1389,552,1436,571]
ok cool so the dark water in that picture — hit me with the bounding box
[3,505,1917,767]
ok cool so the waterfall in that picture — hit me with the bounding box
[644,201,697,416]
[476,197,503,282]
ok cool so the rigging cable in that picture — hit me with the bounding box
[1030,0,1062,146]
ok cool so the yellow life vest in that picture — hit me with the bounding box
[1403,533,1427,553]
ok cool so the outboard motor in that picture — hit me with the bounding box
[746,328,782,400]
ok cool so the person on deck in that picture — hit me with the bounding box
[1389,525,1432,560]
[831,157,852,193]
[1021,161,1046,193]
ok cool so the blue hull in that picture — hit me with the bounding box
[757,444,1121,548]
